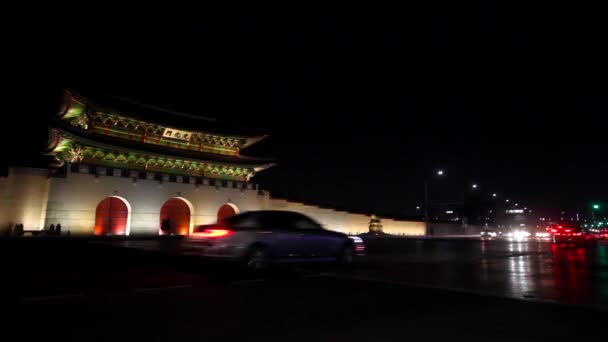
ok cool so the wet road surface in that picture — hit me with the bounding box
[108,237,608,309]
[3,238,608,341]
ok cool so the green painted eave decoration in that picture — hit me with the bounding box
[48,128,262,181]
[60,98,86,119]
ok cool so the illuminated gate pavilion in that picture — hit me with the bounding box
[0,91,426,237]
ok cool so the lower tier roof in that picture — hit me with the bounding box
[47,126,275,182]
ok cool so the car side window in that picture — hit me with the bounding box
[293,216,322,230]
[258,213,294,230]
[231,215,259,228]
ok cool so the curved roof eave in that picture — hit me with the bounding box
[50,126,276,169]
[63,89,270,140]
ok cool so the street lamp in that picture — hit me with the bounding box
[472,184,478,189]
[492,193,497,197]
[437,170,444,176]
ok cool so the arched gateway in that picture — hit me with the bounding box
[217,203,240,223]
[94,196,131,235]
[160,197,193,235]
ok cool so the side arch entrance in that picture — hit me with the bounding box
[160,197,193,235]
[94,196,131,235]
[217,203,240,223]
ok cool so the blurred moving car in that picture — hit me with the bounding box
[549,223,596,245]
[534,231,551,239]
[503,229,531,240]
[599,228,608,240]
[480,229,501,238]
[189,210,365,269]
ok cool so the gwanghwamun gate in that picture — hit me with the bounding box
[0,91,425,237]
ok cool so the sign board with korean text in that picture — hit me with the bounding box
[162,128,192,141]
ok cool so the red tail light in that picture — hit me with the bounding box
[565,229,571,232]
[551,229,557,233]
[194,229,233,238]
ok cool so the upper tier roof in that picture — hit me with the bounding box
[52,121,275,167]
[60,90,269,140]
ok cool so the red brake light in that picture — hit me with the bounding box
[194,229,232,237]
[551,229,557,233]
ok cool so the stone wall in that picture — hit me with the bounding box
[265,196,426,236]
[0,167,50,235]
[44,167,264,235]
[1,167,426,237]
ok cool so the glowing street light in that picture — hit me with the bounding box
[437,170,444,176]
[592,203,600,222]
[492,193,497,197]
[472,184,478,189]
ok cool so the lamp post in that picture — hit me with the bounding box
[424,170,444,235]
[592,203,600,222]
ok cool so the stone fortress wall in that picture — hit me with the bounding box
[0,167,426,236]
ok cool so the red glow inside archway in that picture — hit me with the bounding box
[94,197,129,235]
[217,203,238,223]
[160,198,191,235]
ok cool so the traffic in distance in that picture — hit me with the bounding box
[188,210,366,269]
[480,222,608,244]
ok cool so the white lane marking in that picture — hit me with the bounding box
[134,285,192,292]
[314,273,608,312]
[18,285,193,301]
[302,273,332,279]
[230,278,267,285]
[19,293,86,302]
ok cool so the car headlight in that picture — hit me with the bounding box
[512,230,531,238]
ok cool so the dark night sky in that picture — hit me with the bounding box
[5,2,608,219]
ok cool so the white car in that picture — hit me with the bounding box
[189,210,365,269]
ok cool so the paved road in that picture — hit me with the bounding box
[107,237,608,309]
[351,237,608,309]
[3,238,608,341]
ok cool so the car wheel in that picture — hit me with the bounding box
[246,245,270,271]
[337,245,355,266]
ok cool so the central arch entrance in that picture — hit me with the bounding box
[217,203,239,223]
[94,196,131,236]
[160,197,193,235]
